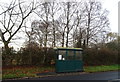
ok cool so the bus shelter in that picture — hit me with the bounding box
[54,47,83,73]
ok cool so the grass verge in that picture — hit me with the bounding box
[2,64,120,79]
[2,66,55,79]
[84,64,120,73]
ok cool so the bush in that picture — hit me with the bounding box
[2,46,56,66]
[19,47,56,66]
[2,47,17,66]
[83,48,118,66]
[3,44,118,67]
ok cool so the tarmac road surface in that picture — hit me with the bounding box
[3,71,120,82]
[30,71,119,80]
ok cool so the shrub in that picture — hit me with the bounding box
[19,47,55,66]
[83,48,118,66]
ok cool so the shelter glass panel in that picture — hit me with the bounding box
[66,50,74,60]
[58,50,66,60]
[76,51,82,60]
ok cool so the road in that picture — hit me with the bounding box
[3,71,120,82]
[30,71,119,80]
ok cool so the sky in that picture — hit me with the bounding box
[101,0,119,33]
[0,0,119,32]
[0,0,120,50]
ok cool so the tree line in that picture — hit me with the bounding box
[0,0,110,50]
[0,0,119,66]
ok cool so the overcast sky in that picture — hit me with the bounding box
[0,0,119,32]
[101,0,119,33]
[0,0,119,50]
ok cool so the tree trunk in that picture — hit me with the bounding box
[4,41,10,54]
[66,2,70,47]
[42,48,47,65]
[44,28,48,47]
[3,41,11,66]
[83,39,86,49]
[66,30,69,47]
[78,39,82,48]
[62,33,65,47]
[86,12,90,47]
[53,22,56,47]
[44,2,49,47]
[51,3,56,47]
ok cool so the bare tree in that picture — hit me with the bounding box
[34,2,51,47]
[48,2,61,47]
[0,0,38,53]
[34,2,62,47]
[56,2,80,47]
[30,20,52,47]
[72,3,86,48]
[74,0,110,48]
[22,0,110,49]
[31,20,44,47]
[56,16,66,47]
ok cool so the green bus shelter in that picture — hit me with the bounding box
[54,47,84,73]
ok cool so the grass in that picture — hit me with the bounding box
[2,64,120,79]
[2,66,55,79]
[84,64,120,73]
